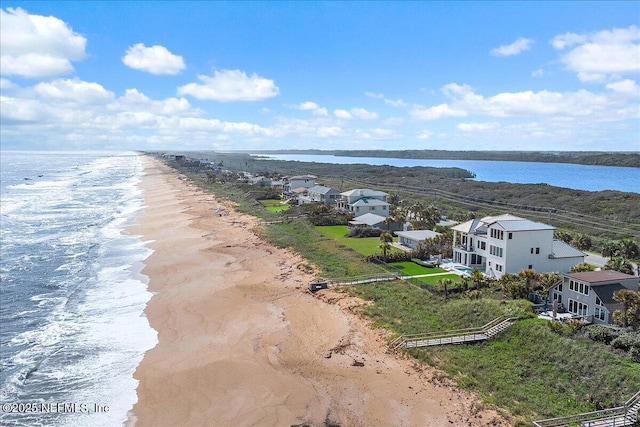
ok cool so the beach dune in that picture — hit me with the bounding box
[128,157,508,427]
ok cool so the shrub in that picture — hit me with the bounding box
[629,347,640,363]
[347,227,382,238]
[611,333,640,351]
[584,325,621,345]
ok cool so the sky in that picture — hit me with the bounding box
[1,1,639,152]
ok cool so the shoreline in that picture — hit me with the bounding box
[127,156,509,426]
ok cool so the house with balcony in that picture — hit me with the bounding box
[283,175,317,194]
[452,214,585,279]
[337,188,390,218]
[548,270,639,324]
[298,185,341,205]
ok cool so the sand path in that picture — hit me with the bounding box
[128,157,509,427]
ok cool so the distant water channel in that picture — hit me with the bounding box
[262,154,639,193]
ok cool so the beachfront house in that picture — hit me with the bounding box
[396,230,441,250]
[548,270,639,324]
[297,185,341,205]
[283,175,317,194]
[452,214,585,279]
[337,189,390,218]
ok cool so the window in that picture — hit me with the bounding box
[568,299,588,316]
[536,247,540,254]
[489,245,503,257]
[528,265,533,270]
[490,229,504,240]
[508,232,513,239]
[552,292,562,303]
[595,307,606,321]
[496,263,503,272]
[531,248,534,254]
[570,281,589,295]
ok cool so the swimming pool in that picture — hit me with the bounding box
[453,266,473,274]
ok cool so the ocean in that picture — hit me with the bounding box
[0,151,157,427]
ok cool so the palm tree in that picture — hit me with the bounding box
[379,232,393,261]
[518,269,539,300]
[470,269,484,291]
[438,278,454,300]
[604,257,634,275]
[613,289,640,329]
[538,272,562,297]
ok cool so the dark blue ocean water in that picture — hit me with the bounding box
[0,151,156,427]
[262,154,640,193]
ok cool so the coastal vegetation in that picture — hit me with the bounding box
[171,151,640,244]
[160,154,640,425]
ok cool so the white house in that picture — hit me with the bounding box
[548,270,639,324]
[452,214,585,279]
[283,175,316,193]
[337,189,390,218]
[396,230,441,250]
[302,185,341,205]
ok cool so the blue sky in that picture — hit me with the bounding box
[1,1,639,151]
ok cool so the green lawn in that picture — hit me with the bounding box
[315,225,401,256]
[388,261,446,276]
[259,199,290,212]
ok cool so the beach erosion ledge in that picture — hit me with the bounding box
[126,156,508,427]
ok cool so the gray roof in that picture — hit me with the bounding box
[351,198,389,207]
[396,230,441,241]
[592,283,626,314]
[550,240,586,259]
[453,214,553,233]
[341,188,388,198]
[349,213,387,226]
[307,185,339,195]
[493,219,554,232]
[567,270,637,283]
[290,175,316,180]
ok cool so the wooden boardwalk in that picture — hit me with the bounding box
[532,391,640,427]
[387,317,516,352]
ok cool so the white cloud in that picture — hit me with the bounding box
[350,107,378,120]
[416,130,433,140]
[177,69,279,101]
[606,79,640,96]
[110,88,197,115]
[334,109,352,119]
[298,101,319,110]
[385,98,409,108]
[411,103,467,120]
[0,7,86,78]
[552,26,640,82]
[295,101,328,116]
[365,92,384,99]
[33,79,114,104]
[490,38,533,56]
[0,78,17,90]
[457,122,501,132]
[531,69,545,78]
[122,43,185,75]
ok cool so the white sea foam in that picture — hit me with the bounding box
[0,152,157,427]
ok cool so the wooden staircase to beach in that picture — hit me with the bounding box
[386,316,516,353]
[532,391,640,427]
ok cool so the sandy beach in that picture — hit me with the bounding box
[128,157,509,427]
